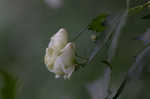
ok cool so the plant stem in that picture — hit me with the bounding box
[71,26,88,42]
[112,76,128,99]
[75,53,88,60]
[128,0,150,14]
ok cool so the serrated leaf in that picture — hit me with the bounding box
[88,13,108,32]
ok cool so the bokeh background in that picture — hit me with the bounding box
[0,0,150,99]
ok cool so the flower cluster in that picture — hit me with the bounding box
[44,28,76,79]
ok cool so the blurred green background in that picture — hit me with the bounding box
[0,0,150,99]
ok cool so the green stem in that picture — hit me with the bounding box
[76,53,88,61]
[128,1,150,14]
[112,77,128,99]
[71,26,88,42]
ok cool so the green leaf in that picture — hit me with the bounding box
[0,70,18,99]
[88,13,108,32]
[128,5,144,15]
[141,13,150,19]
[88,14,120,63]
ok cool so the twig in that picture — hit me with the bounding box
[71,25,88,42]
[112,76,128,99]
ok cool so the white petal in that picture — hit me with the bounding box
[48,28,68,50]
[53,42,76,79]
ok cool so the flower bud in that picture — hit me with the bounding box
[44,48,59,70]
[45,28,68,72]
[91,34,97,42]
[52,42,76,79]
[48,28,68,51]
[44,28,77,79]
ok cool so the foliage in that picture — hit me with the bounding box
[75,0,150,99]
[0,70,17,99]
[88,13,108,33]
[141,13,150,19]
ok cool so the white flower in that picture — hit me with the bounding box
[44,28,68,70]
[44,28,76,79]
[48,28,68,51]
[52,42,76,79]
